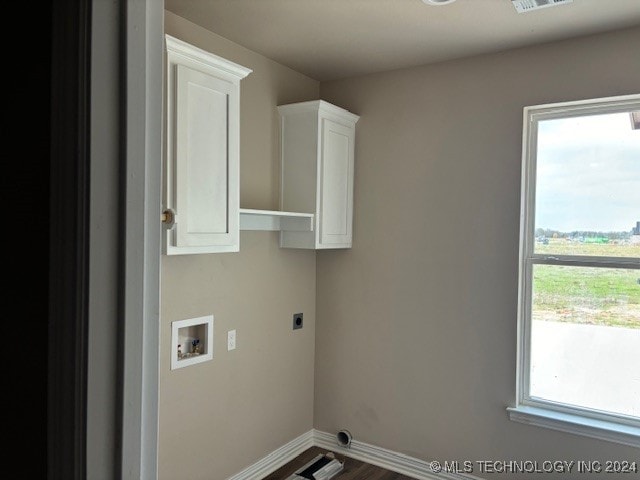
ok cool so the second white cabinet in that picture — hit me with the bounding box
[163,35,251,255]
[279,100,359,249]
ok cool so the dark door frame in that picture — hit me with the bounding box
[49,0,92,478]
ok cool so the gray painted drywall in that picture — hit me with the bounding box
[158,12,320,480]
[155,14,639,480]
[316,26,640,480]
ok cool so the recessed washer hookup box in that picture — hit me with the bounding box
[285,452,344,480]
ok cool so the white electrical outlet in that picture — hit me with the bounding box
[227,330,236,351]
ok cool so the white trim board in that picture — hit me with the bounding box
[224,429,484,480]
[313,430,482,480]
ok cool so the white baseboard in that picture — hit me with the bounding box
[313,429,483,480]
[226,428,484,480]
[225,430,314,480]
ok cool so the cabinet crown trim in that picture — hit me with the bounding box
[165,34,252,80]
[277,100,360,124]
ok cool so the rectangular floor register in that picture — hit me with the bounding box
[284,452,344,480]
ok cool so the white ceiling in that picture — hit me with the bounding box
[165,0,640,81]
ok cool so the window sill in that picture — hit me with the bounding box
[507,405,640,448]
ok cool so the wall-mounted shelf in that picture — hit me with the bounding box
[239,208,314,232]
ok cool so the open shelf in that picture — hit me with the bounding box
[239,208,314,232]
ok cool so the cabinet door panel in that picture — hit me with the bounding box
[320,119,354,246]
[175,64,237,248]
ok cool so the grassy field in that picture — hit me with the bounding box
[535,239,640,258]
[533,239,640,329]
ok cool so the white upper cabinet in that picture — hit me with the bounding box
[279,100,359,249]
[163,35,251,255]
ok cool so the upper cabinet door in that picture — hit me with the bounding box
[319,118,355,247]
[164,35,251,255]
[175,65,235,248]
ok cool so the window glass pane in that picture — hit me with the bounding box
[534,112,640,257]
[530,265,640,417]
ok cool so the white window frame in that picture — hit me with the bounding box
[507,94,640,448]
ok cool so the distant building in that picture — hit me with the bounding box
[632,221,640,244]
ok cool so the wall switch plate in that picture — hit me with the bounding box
[293,313,303,330]
[227,329,236,350]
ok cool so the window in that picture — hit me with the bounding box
[508,94,640,447]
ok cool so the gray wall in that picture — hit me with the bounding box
[88,0,120,477]
[158,12,319,480]
[316,27,640,480]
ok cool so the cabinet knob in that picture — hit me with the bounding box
[161,209,176,228]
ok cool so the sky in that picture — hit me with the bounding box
[535,112,639,233]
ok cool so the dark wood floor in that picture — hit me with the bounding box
[262,446,414,480]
